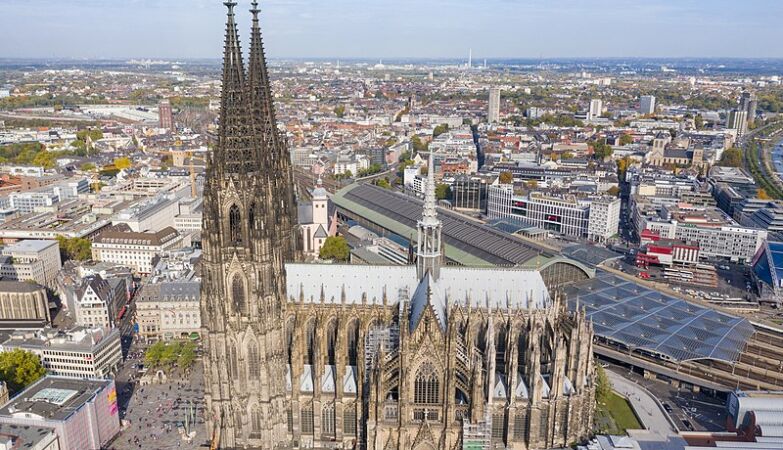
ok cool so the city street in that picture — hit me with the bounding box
[606,363,727,432]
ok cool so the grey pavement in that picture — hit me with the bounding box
[606,370,677,436]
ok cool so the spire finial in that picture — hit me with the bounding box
[422,151,437,220]
[250,0,260,19]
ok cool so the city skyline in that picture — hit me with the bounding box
[1,0,783,60]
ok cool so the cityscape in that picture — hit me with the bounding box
[0,1,783,450]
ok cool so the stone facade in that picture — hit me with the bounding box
[201,3,595,450]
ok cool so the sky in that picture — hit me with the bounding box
[1,0,782,60]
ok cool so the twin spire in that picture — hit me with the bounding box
[216,0,281,176]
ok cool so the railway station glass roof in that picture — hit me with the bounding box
[564,273,755,363]
[340,184,551,265]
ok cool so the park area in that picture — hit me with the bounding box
[596,390,643,435]
[144,341,197,373]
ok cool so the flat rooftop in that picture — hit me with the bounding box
[2,240,56,253]
[0,423,57,449]
[0,376,112,422]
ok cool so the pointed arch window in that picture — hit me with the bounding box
[228,345,238,379]
[414,362,440,404]
[231,275,246,313]
[251,408,262,432]
[322,403,335,435]
[248,341,260,379]
[248,202,256,231]
[229,204,242,245]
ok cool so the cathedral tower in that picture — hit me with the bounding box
[201,2,292,448]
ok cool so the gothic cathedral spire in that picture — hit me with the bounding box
[201,2,291,448]
[247,0,299,261]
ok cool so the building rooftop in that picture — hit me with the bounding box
[93,224,179,246]
[564,272,755,363]
[333,183,555,267]
[0,281,45,294]
[0,423,57,449]
[0,376,112,422]
[1,240,56,254]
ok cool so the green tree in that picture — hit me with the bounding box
[114,157,132,170]
[145,341,166,368]
[80,163,96,172]
[334,105,346,118]
[435,183,451,200]
[718,148,743,167]
[619,134,633,146]
[56,236,92,261]
[375,178,391,189]
[32,151,55,169]
[499,171,514,185]
[177,342,197,369]
[411,135,429,152]
[433,123,449,138]
[694,114,704,130]
[560,152,575,160]
[595,365,612,404]
[319,236,350,262]
[0,349,46,395]
[592,140,613,160]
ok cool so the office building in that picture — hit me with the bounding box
[488,87,501,123]
[639,95,656,115]
[632,199,767,262]
[0,376,120,450]
[158,99,173,130]
[91,225,185,274]
[0,240,62,287]
[0,326,121,379]
[587,197,622,242]
[0,281,50,328]
[488,185,620,240]
[727,109,748,137]
[739,91,757,125]
[588,99,603,120]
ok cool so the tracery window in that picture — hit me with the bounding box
[414,362,440,404]
[301,404,314,434]
[322,403,335,435]
[343,404,356,435]
[229,204,242,245]
[228,346,238,379]
[248,202,256,231]
[231,276,245,313]
[251,408,262,432]
[247,341,260,379]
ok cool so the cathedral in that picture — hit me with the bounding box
[200,2,596,449]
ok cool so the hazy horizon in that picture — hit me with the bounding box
[1,0,782,60]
